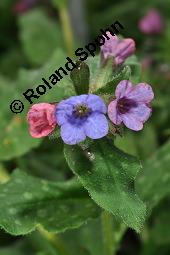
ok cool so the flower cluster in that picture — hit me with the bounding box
[27,34,154,145]
[27,81,154,144]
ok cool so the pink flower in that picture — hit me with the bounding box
[139,9,164,34]
[108,80,154,131]
[27,103,57,138]
[100,33,136,65]
[13,0,36,14]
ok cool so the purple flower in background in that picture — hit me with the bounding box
[108,80,154,131]
[56,94,109,145]
[13,0,37,14]
[100,33,136,65]
[139,9,164,34]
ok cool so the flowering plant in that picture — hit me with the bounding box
[1,2,170,255]
[24,33,154,236]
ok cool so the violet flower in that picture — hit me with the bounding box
[56,94,109,145]
[100,33,136,65]
[27,103,57,138]
[108,80,154,131]
[139,9,164,34]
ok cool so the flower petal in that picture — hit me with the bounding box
[128,83,154,103]
[64,95,89,105]
[29,125,54,138]
[100,33,119,59]
[60,123,86,145]
[115,80,133,98]
[121,103,152,131]
[108,100,122,125]
[56,101,74,125]
[129,103,152,122]
[114,39,136,65]
[86,94,107,113]
[121,113,143,131]
[84,113,109,139]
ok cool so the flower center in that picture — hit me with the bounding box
[73,104,91,118]
[117,97,137,114]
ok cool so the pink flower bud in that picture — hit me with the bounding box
[138,9,164,34]
[27,103,57,138]
[100,33,136,65]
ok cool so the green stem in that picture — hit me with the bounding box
[101,211,127,255]
[101,211,115,255]
[37,225,71,255]
[59,6,74,58]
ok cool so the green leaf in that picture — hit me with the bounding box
[90,58,113,93]
[0,170,100,235]
[0,75,41,161]
[17,138,68,182]
[115,124,158,160]
[70,61,90,95]
[18,48,76,104]
[124,55,141,83]
[64,138,146,232]
[85,55,100,86]
[114,131,138,157]
[61,217,103,255]
[136,139,170,211]
[96,65,131,95]
[19,9,63,65]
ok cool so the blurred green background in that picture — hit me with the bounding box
[0,0,170,254]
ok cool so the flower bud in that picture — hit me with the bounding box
[100,33,136,65]
[138,9,164,34]
[27,103,57,138]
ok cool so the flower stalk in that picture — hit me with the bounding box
[59,6,74,58]
[101,211,115,255]
[101,211,127,255]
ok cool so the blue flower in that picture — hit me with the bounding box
[56,94,109,145]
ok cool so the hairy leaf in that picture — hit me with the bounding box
[90,58,113,93]
[0,170,100,235]
[85,55,100,86]
[70,61,90,94]
[124,55,141,83]
[96,65,131,95]
[64,138,146,232]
